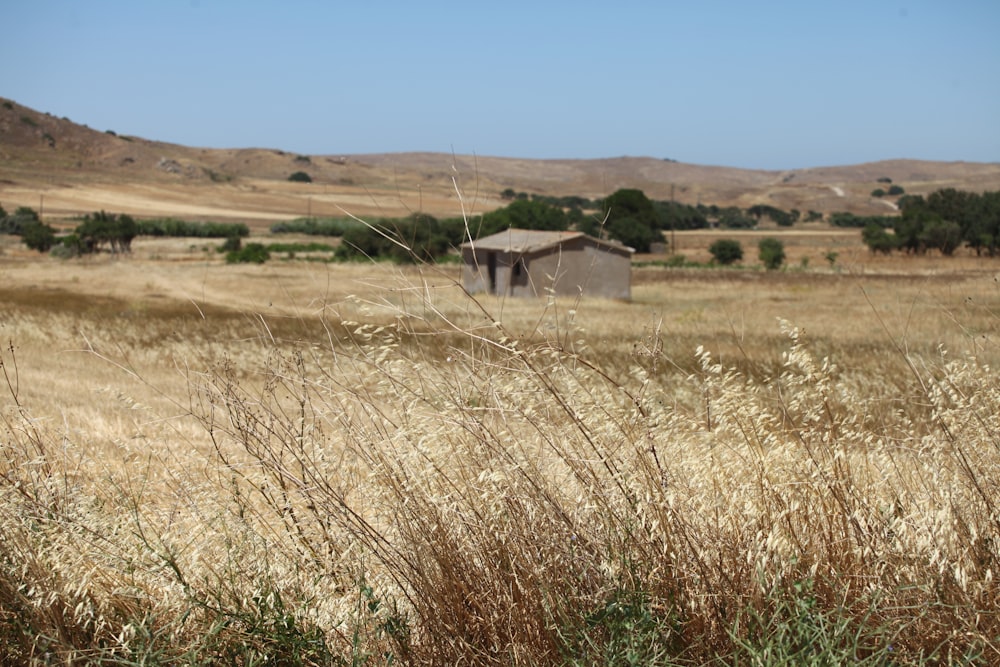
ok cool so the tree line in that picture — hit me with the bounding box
[0,206,249,256]
[860,189,1000,256]
[6,185,997,263]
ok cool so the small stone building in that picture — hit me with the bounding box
[460,229,633,299]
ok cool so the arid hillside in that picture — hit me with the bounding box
[3,96,999,227]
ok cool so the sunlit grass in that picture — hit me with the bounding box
[2,242,1000,664]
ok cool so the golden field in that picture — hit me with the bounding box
[2,224,1000,664]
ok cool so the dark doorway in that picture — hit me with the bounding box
[487,252,497,294]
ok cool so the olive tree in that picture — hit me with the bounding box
[708,239,743,265]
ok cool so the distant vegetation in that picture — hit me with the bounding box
[758,237,786,270]
[709,238,743,265]
[0,205,44,236]
[335,213,465,263]
[225,242,270,264]
[288,171,312,183]
[859,188,1000,256]
[828,212,896,228]
[136,218,249,238]
[5,185,998,265]
[1,208,250,257]
[270,217,364,236]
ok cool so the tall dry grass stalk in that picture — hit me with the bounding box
[2,241,999,663]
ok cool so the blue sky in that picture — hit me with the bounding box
[2,1,998,170]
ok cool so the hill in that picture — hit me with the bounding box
[3,97,999,226]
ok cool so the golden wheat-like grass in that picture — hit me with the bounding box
[2,246,999,663]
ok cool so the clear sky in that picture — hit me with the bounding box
[2,1,998,170]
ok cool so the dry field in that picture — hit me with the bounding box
[2,226,1000,664]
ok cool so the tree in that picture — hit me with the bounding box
[607,217,657,253]
[76,211,137,254]
[892,210,929,254]
[0,206,39,235]
[479,199,569,236]
[862,223,898,254]
[288,171,312,183]
[709,239,743,265]
[574,215,604,238]
[748,204,793,227]
[21,221,57,252]
[655,201,708,230]
[603,189,658,229]
[758,238,785,270]
[718,207,755,229]
[965,191,1000,256]
[334,213,459,263]
[919,219,963,255]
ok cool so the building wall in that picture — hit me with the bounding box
[461,247,515,295]
[462,239,631,300]
[521,239,631,299]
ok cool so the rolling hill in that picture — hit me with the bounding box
[3,96,999,226]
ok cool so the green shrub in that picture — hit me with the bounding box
[265,242,335,254]
[725,578,897,665]
[219,236,242,253]
[871,188,886,198]
[758,237,786,270]
[888,185,905,196]
[50,237,81,259]
[829,212,896,228]
[270,217,363,236]
[137,218,249,238]
[709,239,744,265]
[288,171,312,183]
[226,243,270,264]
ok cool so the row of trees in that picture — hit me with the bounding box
[6,186,997,263]
[325,189,784,259]
[1,206,250,256]
[861,188,1000,256]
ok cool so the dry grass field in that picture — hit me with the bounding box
[2,224,1000,664]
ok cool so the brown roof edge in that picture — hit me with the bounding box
[461,228,634,254]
